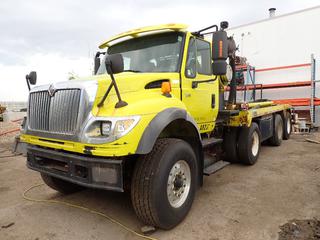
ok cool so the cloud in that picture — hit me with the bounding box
[0,53,92,101]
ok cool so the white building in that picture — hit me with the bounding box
[227,6,320,125]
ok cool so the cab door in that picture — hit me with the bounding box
[181,36,219,133]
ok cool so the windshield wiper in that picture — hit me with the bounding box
[123,69,141,73]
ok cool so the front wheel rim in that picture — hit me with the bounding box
[251,131,260,156]
[167,160,191,208]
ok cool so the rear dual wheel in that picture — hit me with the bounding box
[283,112,292,140]
[269,112,291,144]
[223,123,262,165]
[269,114,283,146]
[223,128,239,163]
[238,122,261,165]
[224,113,291,164]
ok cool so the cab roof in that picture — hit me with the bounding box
[99,23,188,49]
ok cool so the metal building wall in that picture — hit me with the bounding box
[227,6,320,100]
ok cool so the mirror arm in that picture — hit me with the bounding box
[109,69,128,108]
[109,70,122,102]
[26,77,31,91]
[192,24,218,37]
[97,82,113,108]
[98,63,128,108]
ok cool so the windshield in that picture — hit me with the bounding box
[97,32,184,74]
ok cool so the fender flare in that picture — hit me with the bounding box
[135,108,200,154]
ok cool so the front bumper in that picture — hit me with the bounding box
[27,145,124,192]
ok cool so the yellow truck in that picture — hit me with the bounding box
[21,22,292,229]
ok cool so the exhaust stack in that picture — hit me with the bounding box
[269,8,276,18]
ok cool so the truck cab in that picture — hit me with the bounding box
[21,23,292,230]
[95,24,220,132]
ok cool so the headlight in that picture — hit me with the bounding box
[114,119,137,137]
[101,121,112,136]
[84,121,101,138]
[81,116,140,144]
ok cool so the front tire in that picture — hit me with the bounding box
[131,138,197,229]
[41,173,84,194]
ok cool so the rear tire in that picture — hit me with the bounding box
[131,138,196,229]
[283,112,292,140]
[223,128,239,163]
[269,114,283,146]
[41,173,84,194]
[238,122,261,165]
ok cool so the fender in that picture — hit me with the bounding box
[135,108,200,154]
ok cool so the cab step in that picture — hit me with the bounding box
[201,138,223,148]
[203,160,230,176]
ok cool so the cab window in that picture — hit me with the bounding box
[185,37,212,78]
[185,38,196,78]
[196,39,212,75]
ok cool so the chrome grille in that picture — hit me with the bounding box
[28,89,81,134]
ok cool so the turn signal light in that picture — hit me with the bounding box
[219,40,223,58]
[161,81,171,95]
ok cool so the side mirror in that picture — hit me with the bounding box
[94,53,101,75]
[26,71,37,85]
[26,71,37,90]
[212,61,227,76]
[105,53,124,74]
[212,30,228,75]
[103,53,127,108]
[211,29,236,75]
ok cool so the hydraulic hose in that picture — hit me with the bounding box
[23,184,158,240]
[228,57,237,105]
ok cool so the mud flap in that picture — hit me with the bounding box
[12,135,27,156]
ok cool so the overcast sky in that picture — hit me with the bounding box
[0,0,319,101]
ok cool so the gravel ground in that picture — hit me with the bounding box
[0,121,21,149]
[0,130,319,240]
[278,219,320,240]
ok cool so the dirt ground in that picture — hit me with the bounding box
[0,128,320,240]
[278,219,320,240]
